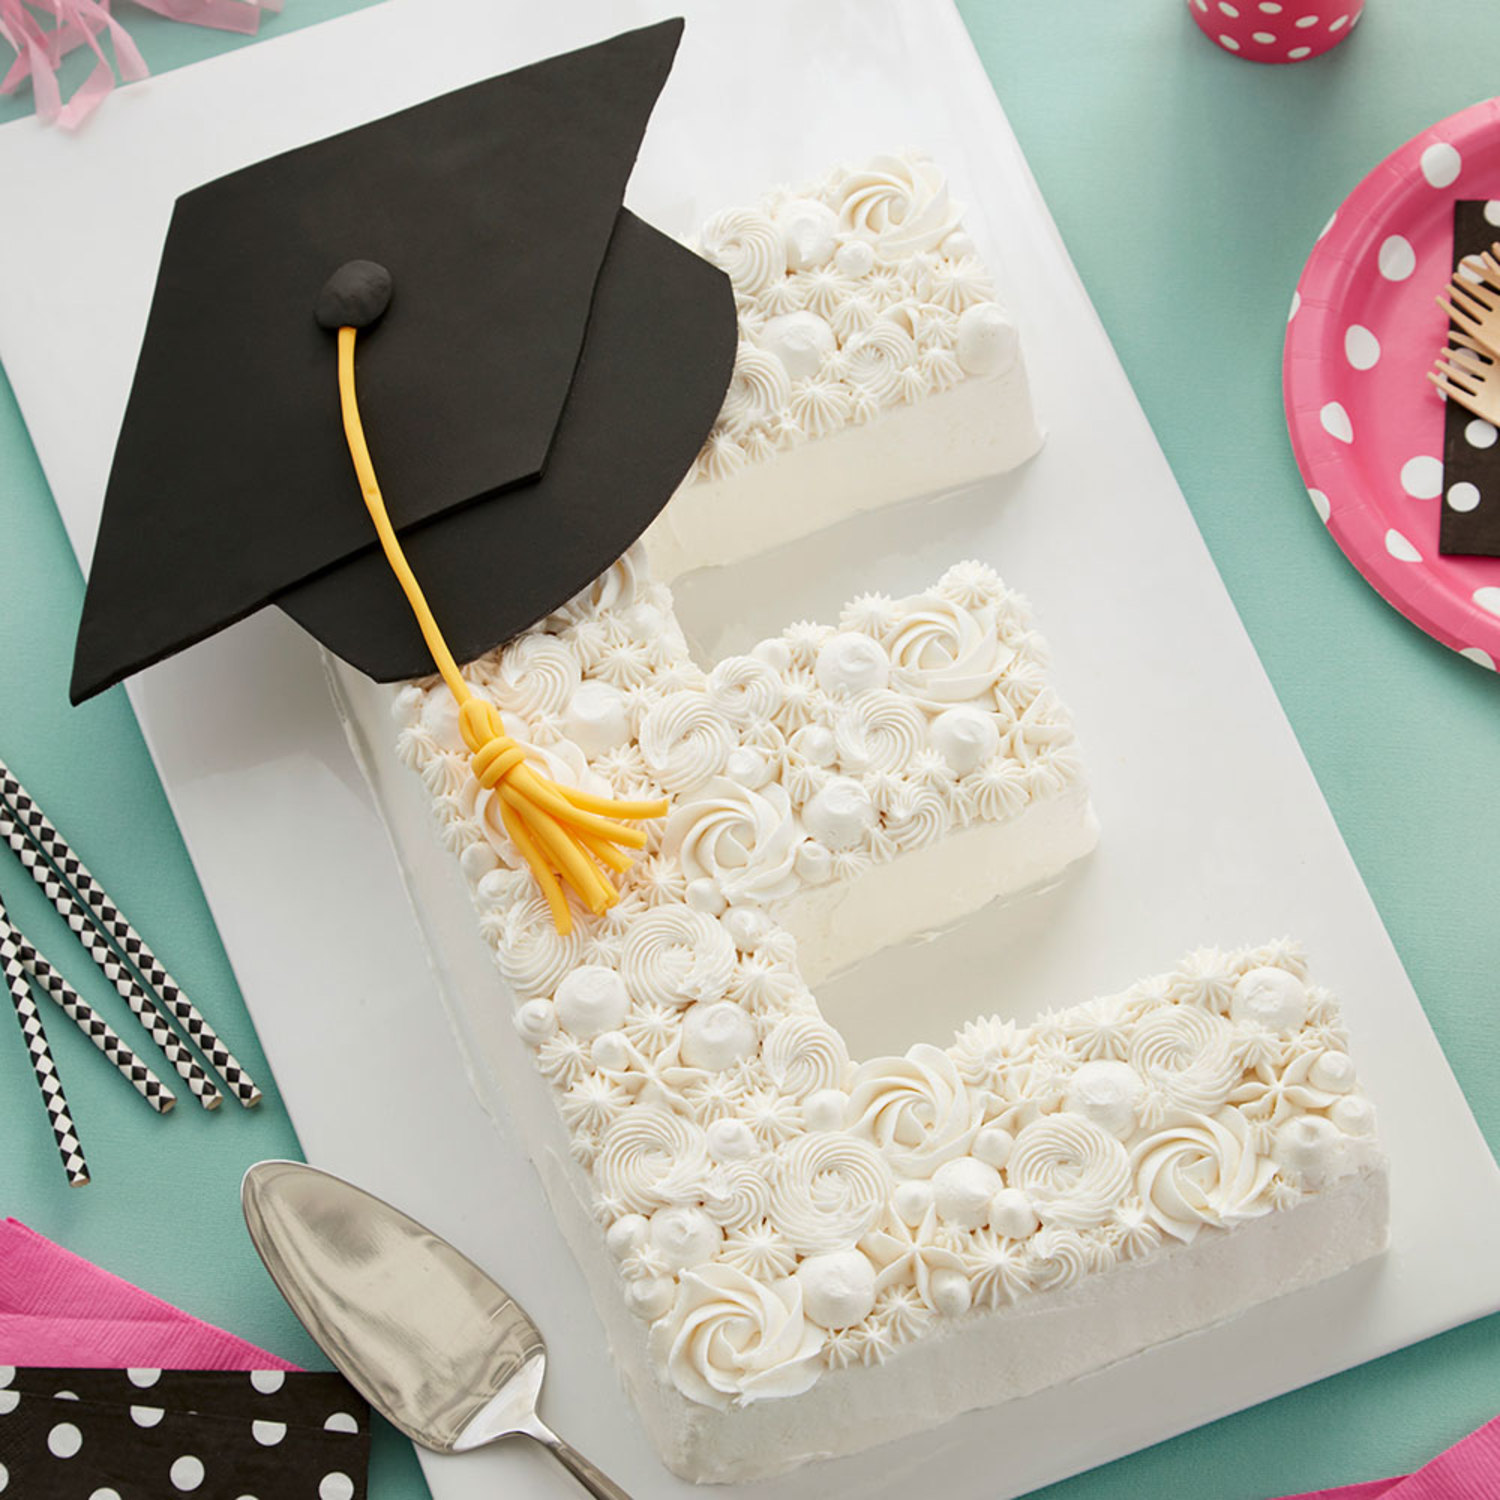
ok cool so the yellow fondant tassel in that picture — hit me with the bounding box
[335,326,666,934]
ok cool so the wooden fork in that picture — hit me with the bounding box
[1428,330,1500,423]
[1436,243,1500,355]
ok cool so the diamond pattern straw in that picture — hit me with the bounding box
[2,922,89,1187]
[0,800,221,1110]
[0,763,260,1107]
[0,896,175,1114]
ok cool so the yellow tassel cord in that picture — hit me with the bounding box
[335,326,667,934]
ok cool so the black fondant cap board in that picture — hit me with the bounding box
[71,18,736,703]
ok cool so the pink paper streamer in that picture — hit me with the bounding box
[1276,1415,1500,1499]
[0,0,276,128]
[0,1218,298,1370]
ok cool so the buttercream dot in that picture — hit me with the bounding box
[459,842,498,881]
[1273,1115,1344,1186]
[930,706,1000,774]
[989,1187,1039,1239]
[606,1214,650,1260]
[1309,1051,1358,1094]
[1466,419,1498,449]
[932,1157,1002,1229]
[562,681,630,757]
[752,638,792,673]
[649,1206,721,1269]
[972,1127,1014,1169]
[795,840,833,884]
[1231,967,1307,1031]
[815,633,890,695]
[554,966,629,1039]
[803,779,876,851]
[625,1276,676,1321]
[1400,455,1443,498]
[791,724,837,766]
[591,1031,631,1071]
[514,999,557,1045]
[1331,1096,1377,1136]
[723,905,771,951]
[760,311,837,380]
[929,1267,973,1318]
[706,1117,757,1160]
[1377,234,1416,281]
[955,303,1019,377]
[724,747,769,788]
[686,877,729,916]
[796,1250,876,1328]
[893,1179,934,1227]
[804,1088,849,1131]
[1065,1060,1144,1139]
[1448,482,1481,513]
[1421,141,1462,189]
[680,1001,757,1070]
[776,197,839,270]
[834,239,875,278]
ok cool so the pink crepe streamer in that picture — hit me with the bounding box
[0,1218,299,1370]
[1276,1414,1500,1499]
[0,0,279,129]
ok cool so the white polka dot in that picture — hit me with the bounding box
[1330,13,1349,28]
[1320,401,1353,442]
[1220,1,1240,13]
[1194,0,1208,9]
[319,1474,355,1500]
[1458,255,1485,284]
[1344,324,1380,369]
[1447,481,1481,512]
[324,1412,359,1433]
[1400,456,1443,498]
[249,1370,285,1394]
[1253,30,1277,41]
[1421,142,1462,189]
[1484,202,1500,227]
[1288,289,1301,322]
[171,1456,205,1491]
[127,1368,161,1388]
[54,1390,78,1401]
[1466,419,1497,448]
[1260,2,1283,10]
[1309,488,1331,522]
[0,1392,17,1416]
[1474,587,1500,616]
[252,1420,287,1446]
[1378,234,1416,281]
[1459,646,1496,669]
[131,1405,165,1427]
[1384,529,1422,562]
[89,1491,122,1500]
[0,1463,7,1494]
[1295,12,1320,25]
[0,1369,12,1388]
[1288,44,1312,57]
[48,1422,83,1458]
[1218,33,1241,49]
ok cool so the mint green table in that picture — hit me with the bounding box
[1,5,1496,1497]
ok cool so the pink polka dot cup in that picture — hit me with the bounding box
[1188,1,1364,63]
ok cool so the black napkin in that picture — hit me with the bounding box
[1440,199,1500,556]
[0,1368,370,1498]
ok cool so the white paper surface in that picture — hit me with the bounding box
[2,3,1499,1498]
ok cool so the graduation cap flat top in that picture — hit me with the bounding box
[72,18,736,703]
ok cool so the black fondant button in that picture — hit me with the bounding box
[315,260,393,330]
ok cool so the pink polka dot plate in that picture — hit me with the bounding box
[1283,96,1500,671]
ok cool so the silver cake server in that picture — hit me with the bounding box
[242,1159,632,1499]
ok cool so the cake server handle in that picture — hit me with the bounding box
[526,1419,634,1500]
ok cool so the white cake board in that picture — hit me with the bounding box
[2,4,1498,1497]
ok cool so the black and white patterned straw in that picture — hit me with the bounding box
[0,896,175,1115]
[0,761,259,1107]
[0,800,221,1110]
[1,921,89,1187]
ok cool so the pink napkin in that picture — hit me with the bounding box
[1278,1415,1500,1499]
[0,1219,297,1370]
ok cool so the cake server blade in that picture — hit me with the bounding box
[241,1159,632,1499]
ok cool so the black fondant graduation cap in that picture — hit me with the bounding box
[71,17,735,703]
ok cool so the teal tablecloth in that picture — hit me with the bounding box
[1,4,1496,1496]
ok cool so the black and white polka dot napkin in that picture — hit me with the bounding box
[1441,199,1500,556]
[0,1366,370,1499]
